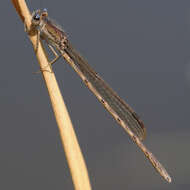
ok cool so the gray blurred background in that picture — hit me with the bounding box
[1,0,189,189]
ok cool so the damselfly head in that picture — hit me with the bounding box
[31,9,48,26]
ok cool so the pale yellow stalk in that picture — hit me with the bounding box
[11,1,92,190]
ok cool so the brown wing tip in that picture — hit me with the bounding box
[132,112,147,141]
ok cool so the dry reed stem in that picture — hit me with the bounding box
[11,1,92,190]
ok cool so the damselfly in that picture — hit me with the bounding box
[30,8,171,183]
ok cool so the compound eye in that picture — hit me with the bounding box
[42,8,48,17]
[43,8,47,12]
[33,14,40,21]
